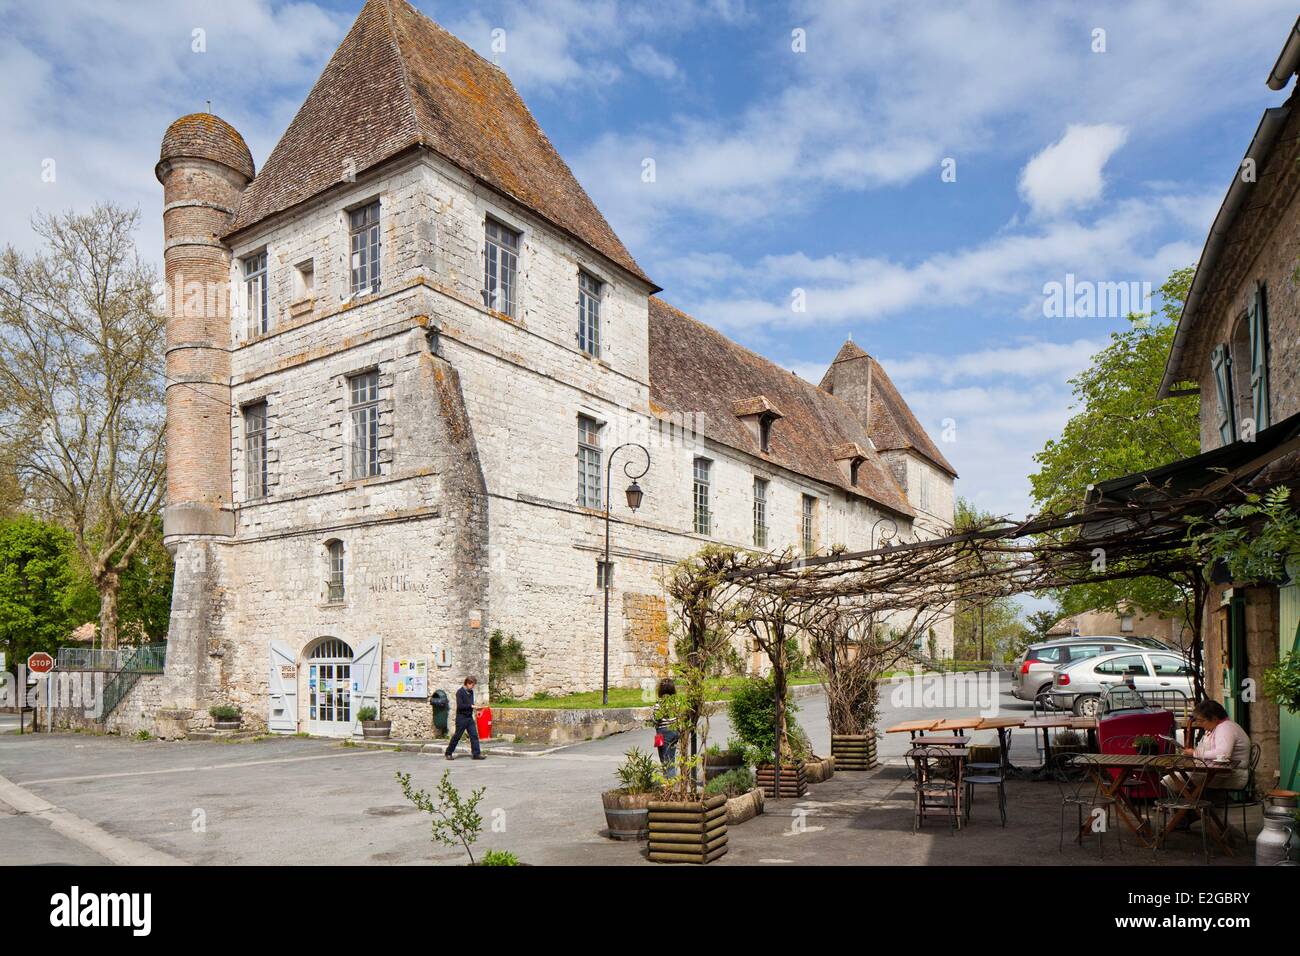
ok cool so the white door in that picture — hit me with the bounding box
[268,641,298,733]
[349,638,381,737]
[306,638,354,737]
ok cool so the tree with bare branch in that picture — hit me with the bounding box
[0,204,164,647]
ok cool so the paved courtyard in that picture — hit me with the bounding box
[0,675,1257,866]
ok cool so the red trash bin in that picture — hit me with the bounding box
[476,706,492,741]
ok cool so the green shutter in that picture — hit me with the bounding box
[1210,344,1235,444]
[1250,281,1271,431]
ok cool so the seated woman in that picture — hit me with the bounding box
[1161,699,1250,798]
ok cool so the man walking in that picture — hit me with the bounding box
[445,676,485,760]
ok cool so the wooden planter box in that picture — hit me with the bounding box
[831,734,877,771]
[213,719,242,732]
[804,755,834,784]
[361,720,392,739]
[724,787,764,827]
[647,793,728,864]
[755,763,807,799]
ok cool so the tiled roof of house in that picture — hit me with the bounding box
[226,0,652,287]
[649,298,914,518]
[822,341,958,477]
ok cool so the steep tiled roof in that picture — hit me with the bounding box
[822,341,957,477]
[226,0,652,287]
[649,299,913,518]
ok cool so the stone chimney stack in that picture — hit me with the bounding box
[155,113,254,540]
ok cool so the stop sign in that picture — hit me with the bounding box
[27,651,54,675]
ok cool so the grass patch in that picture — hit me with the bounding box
[494,673,822,709]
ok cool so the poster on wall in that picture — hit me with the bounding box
[386,657,429,698]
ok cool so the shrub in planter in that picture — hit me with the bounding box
[703,740,745,781]
[1132,735,1160,756]
[357,705,392,739]
[1054,729,1086,754]
[601,747,657,840]
[479,849,521,866]
[208,704,241,731]
[704,767,763,826]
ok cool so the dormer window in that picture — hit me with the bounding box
[759,412,777,452]
[732,396,784,453]
[833,442,868,487]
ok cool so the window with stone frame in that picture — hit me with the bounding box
[693,458,712,535]
[578,270,602,357]
[243,401,268,499]
[347,370,380,480]
[578,415,603,508]
[753,477,769,548]
[484,218,521,317]
[349,201,381,296]
[597,560,614,589]
[801,493,818,554]
[326,540,345,603]
[243,251,268,336]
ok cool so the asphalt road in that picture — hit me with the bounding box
[0,674,1125,866]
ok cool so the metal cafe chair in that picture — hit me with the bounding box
[1053,752,1121,857]
[1151,754,1214,864]
[907,746,964,835]
[1216,742,1262,839]
[1103,732,1171,826]
[963,748,1007,827]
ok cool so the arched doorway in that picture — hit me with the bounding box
[306,637,354,737]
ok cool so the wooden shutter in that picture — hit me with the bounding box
[267,641,298,733]
[349,637,382,736]
[1210,345,1235,444]
[1250,281,1271,431]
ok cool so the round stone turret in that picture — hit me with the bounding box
[156,112,254,540]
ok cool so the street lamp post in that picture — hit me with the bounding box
[603,443,651,706]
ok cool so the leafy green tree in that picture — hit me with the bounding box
[1026,608,1059,640]
[0,516,97,666]
[1029,266,1199,621]
[951,498,1031,661]
[114,515,172,643]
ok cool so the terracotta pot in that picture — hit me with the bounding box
[647,793,728,864]
[361,719,392,739]
[601,790,654,840]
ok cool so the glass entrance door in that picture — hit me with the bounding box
[306,639,354,737]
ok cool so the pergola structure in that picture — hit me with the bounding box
[725,411,1300,698]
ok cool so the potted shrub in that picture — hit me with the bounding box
[704,766,764,826]
[729,676,808,798]
[703,740,745,781]
[358,706,392,739]
[601,747,657,840]
[209,704,241,731]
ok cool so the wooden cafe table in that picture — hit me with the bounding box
[1068,753,1235,854]
[884,718,940,740]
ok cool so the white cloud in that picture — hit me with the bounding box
[628,44,681,81]
[1019,124,1129,218]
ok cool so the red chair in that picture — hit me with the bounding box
[1098,710,1176,799]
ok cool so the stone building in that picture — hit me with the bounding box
[144,0,955,739]
[1045,606,1190,647]
[1155,16,1300,790]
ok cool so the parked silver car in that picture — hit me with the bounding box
[1048,649,1195,718]
[1010,635,1170,704]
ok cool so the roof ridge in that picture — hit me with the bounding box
[377,0,422,149]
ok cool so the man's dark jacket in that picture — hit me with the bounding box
[455,685,475,726]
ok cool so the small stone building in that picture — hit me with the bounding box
[145,0,955,738]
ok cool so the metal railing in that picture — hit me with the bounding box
[98,644,167,721]
[56,644,166,674]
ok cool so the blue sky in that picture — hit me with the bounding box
[2,0,1298,522]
